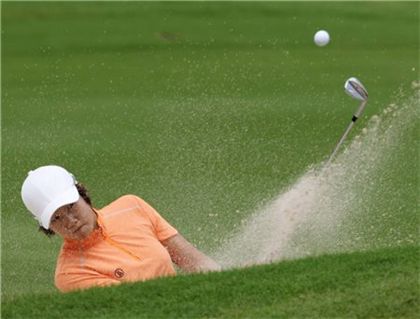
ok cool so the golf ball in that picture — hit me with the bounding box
[314,30,330,47]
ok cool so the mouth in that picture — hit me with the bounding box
[72,224,84,234]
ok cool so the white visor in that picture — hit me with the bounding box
[21,165,80,229]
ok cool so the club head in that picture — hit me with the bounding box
[344,77,368,101]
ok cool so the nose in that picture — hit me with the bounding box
[63,212,78,229]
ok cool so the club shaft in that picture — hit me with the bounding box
[326,100,367,165]
[326,121,355,165]
[354,100,368,118]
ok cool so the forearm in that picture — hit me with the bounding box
[172,247,221,273]
[163,234,221,273]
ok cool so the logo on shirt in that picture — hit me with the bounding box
[114,268,125,279]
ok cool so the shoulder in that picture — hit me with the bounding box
[97,194,153,219]
[100,194,142,211]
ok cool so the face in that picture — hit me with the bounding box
[49,197,97,240]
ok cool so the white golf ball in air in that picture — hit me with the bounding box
[314,30,330,47]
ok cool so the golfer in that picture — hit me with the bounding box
[21,165,221,293]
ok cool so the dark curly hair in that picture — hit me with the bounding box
[39,183,92,237]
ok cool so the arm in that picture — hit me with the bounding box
[161,234,222,273]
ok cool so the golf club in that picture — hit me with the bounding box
[326,77,369,165]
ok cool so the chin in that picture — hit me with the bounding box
[72,225,90,240]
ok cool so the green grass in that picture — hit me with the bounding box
[3,245,419,318]
[1,1,419,317]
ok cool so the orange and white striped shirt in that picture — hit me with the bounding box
[55,195,178,292]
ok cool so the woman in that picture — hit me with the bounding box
[21,165,221,293]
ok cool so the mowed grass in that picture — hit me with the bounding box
[2,1,419,316]
[3,245,419,318]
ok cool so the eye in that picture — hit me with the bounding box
[52,214,60,222]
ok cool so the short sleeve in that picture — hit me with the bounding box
[134,196,178,241]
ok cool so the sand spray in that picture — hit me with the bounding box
[214,90,418,268]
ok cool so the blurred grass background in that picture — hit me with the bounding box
[2,1,418,302]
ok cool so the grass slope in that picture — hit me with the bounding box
[3,245,419,318]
